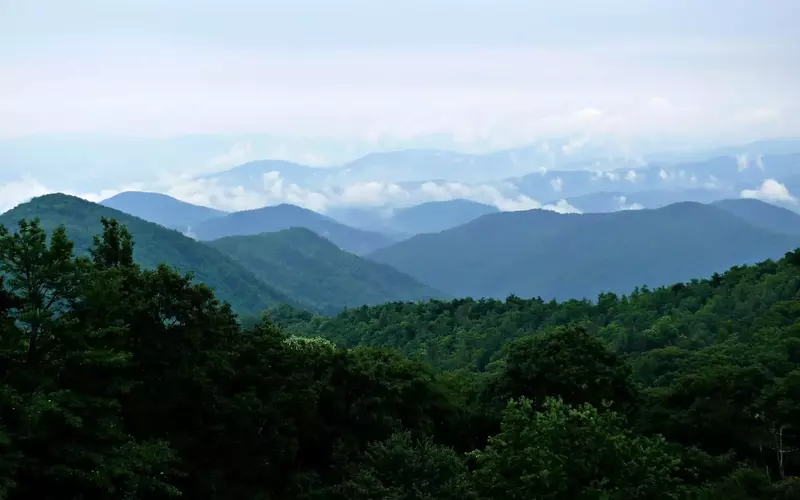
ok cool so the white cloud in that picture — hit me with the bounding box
[741,179,796,203]
[208,142,253,170]
[550,177,563,193]
[0,179,145,215]
[542,199,582,214]
[0,178,51,214]
[614,195,645,211]
[658,168,669,180]
[755,154,765,170]
[591,171,619,182]
[625,170,639,182]
[341,181,410,206]
[160,171,331,212]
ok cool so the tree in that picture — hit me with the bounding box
[471,397,680,500]
[0,219,77,363]
[330,431,474,500]
[489,326,638,415]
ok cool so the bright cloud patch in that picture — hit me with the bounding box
[0,179,51,214]
[614,195,645,211]
[741,179,796,203]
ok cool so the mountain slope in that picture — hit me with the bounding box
[192,204,394,255]
[0,194,293,314]
[327,199,499,235]
[101,191,227,229]
[554,189,731,213]
[368,202,800,301]
[207,228,444,314]
[712,198,800,236]
[388,200,499,234]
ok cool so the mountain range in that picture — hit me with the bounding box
[4,192,799,314]
[0,194,441,314]
[101,191,228,230]
[368,199,800,301]
[327,199,499,235]
[190,203,396,255]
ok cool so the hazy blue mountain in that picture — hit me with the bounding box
[646,138,800,163]
[0,193,294,314]
[388,200,499,234]
[101,191,227,230]
[201,159,334,188]
[368,202,800,301]
[327,199,499,235]
[553,188,732,213]
[192,203,395,255]
[712,198,800,236]
[207,228,444,314]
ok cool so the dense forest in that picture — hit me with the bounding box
[1,216,799,498]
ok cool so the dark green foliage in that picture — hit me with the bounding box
[1,215,799,498]
[489,327,638,414]
[208,227,445,314]
[368,201,800,300]
[471,397,680,500]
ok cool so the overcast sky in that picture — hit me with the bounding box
[2,0,799,145]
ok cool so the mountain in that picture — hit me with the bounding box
[207,228,444,314]
[554,188,731,213]
[192,204,395,255]
[387,200,499,234]
[368,202,800,301]
[0,193,293,314]
[201,159,333,188]
[712,198,800,236]
[511,153,800,201]
[327,199,499,235]
[101,191,227,230]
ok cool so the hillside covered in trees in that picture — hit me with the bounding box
[368,200,800,300]
[208,227,444,314]
[1,215,799,499]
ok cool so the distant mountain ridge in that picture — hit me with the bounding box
[328,199,499,235]
[368,200,800,301]
[192,203,395,255]
[207,228,445,314]
[101,191,227,230]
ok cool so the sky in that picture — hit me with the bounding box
[1,0,799,211]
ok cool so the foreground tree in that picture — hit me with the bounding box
[471,397,680,500]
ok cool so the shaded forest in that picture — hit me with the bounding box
[1,216,799,499]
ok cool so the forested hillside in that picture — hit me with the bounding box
[0,194,293,313]
[369,201,800,300]
[208,228,444,314]
[1,215,797,498]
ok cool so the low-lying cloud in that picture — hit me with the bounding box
[0,170,585,218]
[614,195,645,211]
[740,179,796,204]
